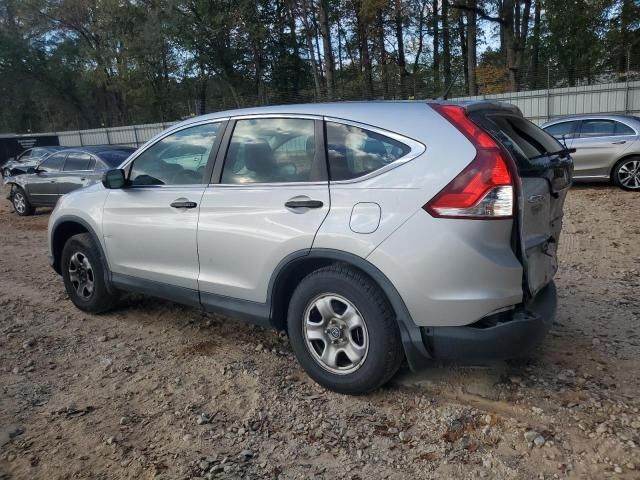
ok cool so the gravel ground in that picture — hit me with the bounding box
[0,183,639,480]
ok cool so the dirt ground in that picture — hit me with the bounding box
[0,183,638,480]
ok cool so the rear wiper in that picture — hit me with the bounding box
[529,148,576,161]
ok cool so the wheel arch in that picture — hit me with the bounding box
[50,216,110,281]
[268,248,431,369]
[610,153,640,184]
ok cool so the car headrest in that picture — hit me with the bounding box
[245,139,274,175]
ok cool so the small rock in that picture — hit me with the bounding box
[614,466,622,474]
[626,463,635,470]
[533,435,545,448]
[183,434,193,442]
[237,427,246,435]
[238,449,253,460]
[22,338,36,349]
[198,460,210,470]
[592,338,601,346]
[106,436,116,445]
[596,423,607,435]
[119,417,129,426]
[524,430,539,442]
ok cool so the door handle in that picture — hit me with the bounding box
[612,140,627,145]
[285,199,324,209]
[50,180,56,183]
[170,200,198,209]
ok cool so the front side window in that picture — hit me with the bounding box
[130,123,220,186]
[63,152,93,171]
[221,118,318,184]
[325,122,410,181]
[38,153,66,172]
[544,121,578,139]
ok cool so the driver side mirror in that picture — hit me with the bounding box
[102,169,127,189]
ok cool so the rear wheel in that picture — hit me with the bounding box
[61,233,119,313]
[613,157,640,191]
[287,265,403,394]
[12,188,34,216]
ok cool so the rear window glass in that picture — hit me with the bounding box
[325,122,410,181]
[97,149,135,168]
[469,112,564,175]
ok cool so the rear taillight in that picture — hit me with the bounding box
[424,105,514,219]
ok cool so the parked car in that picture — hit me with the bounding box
[1,146,64,178]
[541,114,640,190]
[47,102,571,394]
[7,146,136,215]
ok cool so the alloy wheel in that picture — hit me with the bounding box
[68,252,95,299]
[618,159,640,190]
[13,192,26,214]
[303,293,369,375]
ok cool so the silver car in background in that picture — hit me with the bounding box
[542,114,640,190]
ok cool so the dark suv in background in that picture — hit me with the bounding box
[6,146,136,215]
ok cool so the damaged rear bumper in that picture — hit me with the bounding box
[421,281,557,363]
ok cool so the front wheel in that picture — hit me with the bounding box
[287,265,404,394]
[12,187,34,216]
[61,233,119,313]
[613,157,640,191]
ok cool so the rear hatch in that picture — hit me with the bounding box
[466,104,573,298]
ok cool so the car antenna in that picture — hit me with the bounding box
[436,72,460,101]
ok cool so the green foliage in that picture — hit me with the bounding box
[0,0,637,132]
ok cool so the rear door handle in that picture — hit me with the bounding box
[612,140,627,145]
[170,200,198,209]
[285,199,324,209]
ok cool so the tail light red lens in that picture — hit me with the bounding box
[424,105,514,219]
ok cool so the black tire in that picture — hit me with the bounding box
[287,265,404,394]
[612,156,640,191]
[12,187,34,216]
[61,233,119,313]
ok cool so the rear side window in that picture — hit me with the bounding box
[544,121,578,139]
[325,122,410,181]
[614,121,635,136]
[38,153,67,172]
[63,152,93,171]
[221,118,320,184]
[579,119,615,138]
[469,112,563,175]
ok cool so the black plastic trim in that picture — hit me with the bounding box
[200,292,271,328]
[423,281,557,363]
[111,272,201,308]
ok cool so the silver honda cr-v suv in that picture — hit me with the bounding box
[48,102,571,394]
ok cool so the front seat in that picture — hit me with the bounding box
[244,139,276,182]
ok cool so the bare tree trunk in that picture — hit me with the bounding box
[301,0,322,99]
[318,0,335,99]
[466,0,477,95]
[377,10,389,98]
[528,0,541,88]
[354,1,374,98]
[394,0,409,98]
[458,13,468,92]
[432,0,440,88]
[502,0,517,91]
[442,0,451,88]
